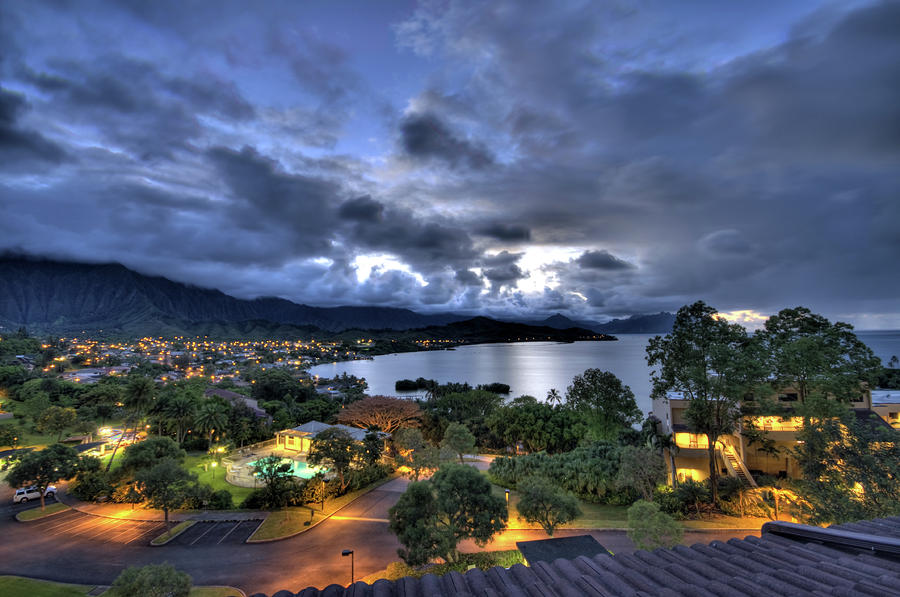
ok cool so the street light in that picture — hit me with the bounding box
[341,549,354,585]
[505,488,510,513]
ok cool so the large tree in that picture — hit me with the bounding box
[794,402,900,524]
[646,301,766,503]
[135,458,194,525]
[7,444,80,510]
[393,427,439,481]
[336,395,421,433]
[36,405,77,442]
[441,422,477,463]
[307,428,361,492]
[252,454,299,509]
[389,464,507,565]
[120,436,186,474]
[515,476,581,536]
[758,307,881,403]
[565,369,641,441]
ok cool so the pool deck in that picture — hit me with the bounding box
[225,449,320,488]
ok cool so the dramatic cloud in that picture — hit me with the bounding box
[0,0,898,326]
[400,112,494,169]
[576,250,634,271]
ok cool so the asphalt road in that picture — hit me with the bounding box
[0,479,761,595]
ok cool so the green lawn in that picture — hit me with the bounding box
[488,481,764,530]
[0,576,91,597]
[17,502,70,521]
[183,452,255,505]
[489,483,629,529]
[0,418,59,450]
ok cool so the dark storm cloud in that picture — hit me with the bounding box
[475,223,531,242]
[338,196,385,222]
[400,112,494,170]
[0,87,66,168]
[576,250,635,271]
[388,0,900,322]
[455,269,484,286]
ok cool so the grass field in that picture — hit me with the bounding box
[17,502,70,521]
[183,452,255,505]
[0,576,91,596]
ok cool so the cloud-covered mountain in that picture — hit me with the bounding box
[0,257,467,335]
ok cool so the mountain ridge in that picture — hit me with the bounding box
[0,256,671,336]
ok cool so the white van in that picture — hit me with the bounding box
[13,485,56,503]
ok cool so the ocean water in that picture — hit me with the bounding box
[309,331,900,416]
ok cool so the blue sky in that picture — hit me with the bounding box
[1,0,898,328]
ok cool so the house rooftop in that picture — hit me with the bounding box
[251,517,900,597]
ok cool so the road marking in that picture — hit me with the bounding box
[241,519,263,542]
[216,521,241,544]
[125,523,165,545]
[329,515,390,523]
[189,522,217,545]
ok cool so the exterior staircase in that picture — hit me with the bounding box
[721,445,757,488]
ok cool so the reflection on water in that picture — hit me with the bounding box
[311,336,656,415]
[309,331,900,417]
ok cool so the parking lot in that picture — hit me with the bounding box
[26,510,167,545]
[167,520,263,547]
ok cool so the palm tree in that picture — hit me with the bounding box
[165,392,196,445]
[105,376,156,472]
[194,402,228,444]
[546,388,563,406]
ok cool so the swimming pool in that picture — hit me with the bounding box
[249,458,325,479]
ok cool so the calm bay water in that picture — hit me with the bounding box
[310,331,900,417]
[311,335,657,415]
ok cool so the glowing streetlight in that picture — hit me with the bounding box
[341,549,354,585]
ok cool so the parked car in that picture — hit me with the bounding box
[12,485,56,503]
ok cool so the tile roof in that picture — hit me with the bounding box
[250,517,900,597]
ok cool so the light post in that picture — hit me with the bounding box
[505,488,510,514]
[341,549,354,585]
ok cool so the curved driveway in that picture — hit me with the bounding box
[0,477,761,595]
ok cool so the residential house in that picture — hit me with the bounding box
[652,387,891,485]
[275,421,370,454]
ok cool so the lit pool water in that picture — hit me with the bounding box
[249,458,325,479]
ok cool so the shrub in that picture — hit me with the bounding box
[210,489,233,510]
[627,500,683,550]
[109,563,191,597]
